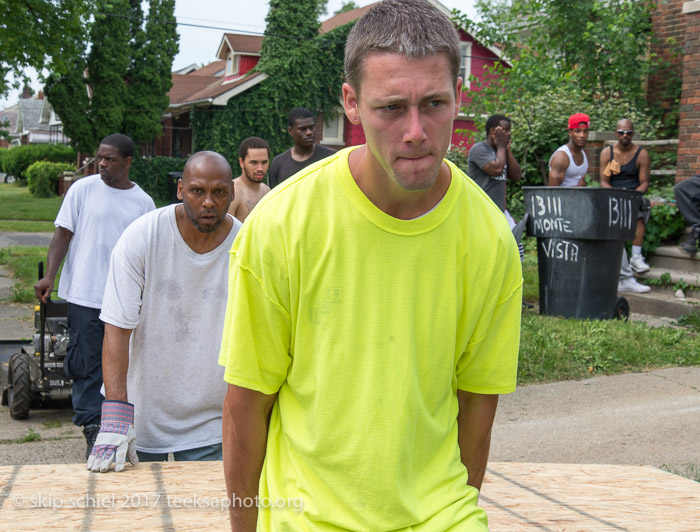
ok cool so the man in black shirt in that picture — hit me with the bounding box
[600,118,652,293]
[268,108,336,188]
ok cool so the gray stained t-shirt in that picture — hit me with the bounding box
[467,140,507,211]
[100,205,242,453]
[268,144,336,188]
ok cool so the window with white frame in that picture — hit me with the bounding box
[226,52,239,76]
[458,42,472,89]
[322,110,344,144]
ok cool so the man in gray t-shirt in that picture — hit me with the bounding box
[467,114,521,211]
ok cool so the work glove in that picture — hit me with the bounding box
[86,400,138,473]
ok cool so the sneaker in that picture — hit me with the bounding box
[83,424,100,459]
[629,254,650,273]
[618,277,651,293]
[679,227,700,256]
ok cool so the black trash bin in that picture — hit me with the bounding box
[524,186,642,320]
[168,171,183,204]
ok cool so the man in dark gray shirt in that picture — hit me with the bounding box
[268,107,336,188]
[467,114,521,211]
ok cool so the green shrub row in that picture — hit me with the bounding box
[129,156,186,204]
[1,144,76,181]
[25,161,75,198]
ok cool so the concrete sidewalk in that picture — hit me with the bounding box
[491,366,700,472]
[0,366,698,472]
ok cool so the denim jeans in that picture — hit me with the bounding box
[137,443,223,462]
[65,303,104,427]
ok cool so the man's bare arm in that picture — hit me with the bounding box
[548,152,569,186]
[457,390,499,492]
[223,384,278,531]
[228,194,243,221]
[599,147,613,188]
[102,324,133,402]
[34,226,73,302]
[636,149,651,194]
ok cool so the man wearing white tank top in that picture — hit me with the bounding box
[548,113,590,187]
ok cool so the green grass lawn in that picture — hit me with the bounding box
[0,220,56,232]
[0,246,62,302]
[0,183,63,224]
[519,309,699,384]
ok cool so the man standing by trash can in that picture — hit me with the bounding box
[219,0,522,529]
[267,108,336,188]
[600,118,652,293]
[549,113,590,187]
[87,151,242,472]
[674,173,700,256]
[34,133,155,458]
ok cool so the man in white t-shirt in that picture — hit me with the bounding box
[87,151,242,473]
[548,113,590,187]
[35,134,155,458]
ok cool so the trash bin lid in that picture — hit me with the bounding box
[523,187,642,240]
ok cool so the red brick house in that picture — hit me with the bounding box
[151,0,507,158]
[652,0,700,180]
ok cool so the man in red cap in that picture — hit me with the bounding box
[548,113,590,187]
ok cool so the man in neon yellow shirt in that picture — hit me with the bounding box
[219,1,522,529]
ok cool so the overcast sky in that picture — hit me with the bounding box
[1,0,478,109]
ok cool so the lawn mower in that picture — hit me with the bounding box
[0,262,72,419]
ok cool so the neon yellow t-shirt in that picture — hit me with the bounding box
[219,147,522,530]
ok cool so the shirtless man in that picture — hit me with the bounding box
[228,137,271,222]
[548,113,590,187]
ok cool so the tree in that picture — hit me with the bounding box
[45,0,179,153]
[0,0,90,97]
[452,0,661,192]
[123,0,179,147]
[335,1,360,15]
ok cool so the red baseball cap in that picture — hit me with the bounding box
[568,113,590,130]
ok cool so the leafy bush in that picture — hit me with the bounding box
[0,147,8,172]
[129,156,186,204]
[644,202,685,256]
[1,144,76,182]
[25,161,75,197]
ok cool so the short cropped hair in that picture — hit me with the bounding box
[344,0,461,91]
[485,115,510,134]
[238,137,271,160]
[100,133,134,159]
[288,107,314,128]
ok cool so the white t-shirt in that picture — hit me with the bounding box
[55,174,156,308]
[100,205,241,453]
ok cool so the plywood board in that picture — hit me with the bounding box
[0,462,698,530]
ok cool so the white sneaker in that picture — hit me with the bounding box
[618,277,651,293]
[630,254,650,273]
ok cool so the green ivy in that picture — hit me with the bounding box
[129,156,186,204]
